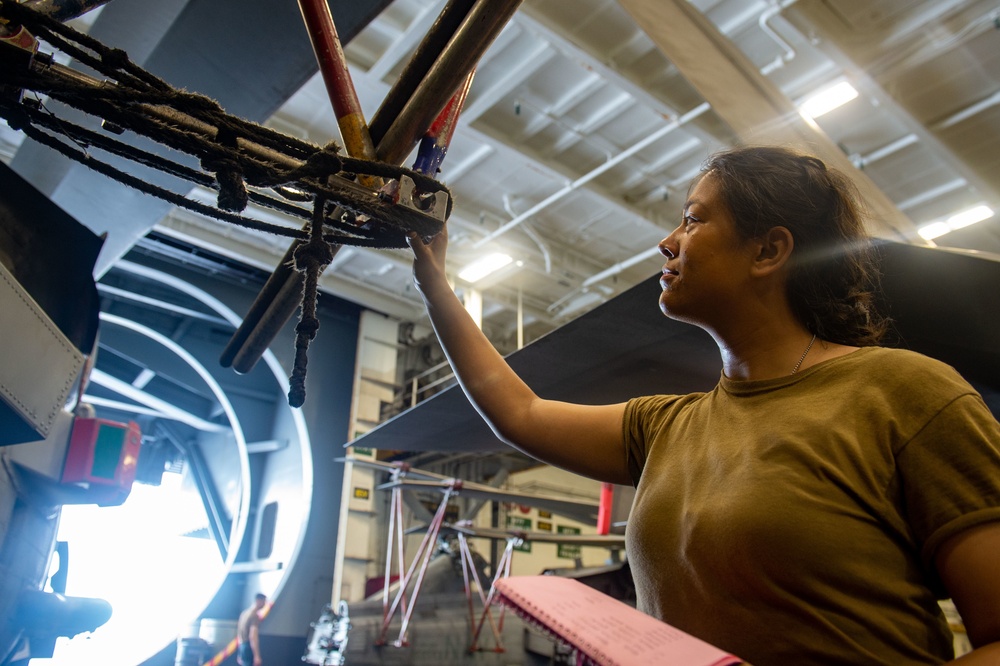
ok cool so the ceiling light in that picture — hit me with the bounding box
[917,221,952,241]
[458,252,513,283]
[798,81,859,118]
[947,204,993,230]
[917,204,994,240]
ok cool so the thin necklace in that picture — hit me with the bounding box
[791,334,817,375]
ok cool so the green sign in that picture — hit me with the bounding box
[557,525,581,559]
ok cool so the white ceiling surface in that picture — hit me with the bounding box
[27,0,1000,348]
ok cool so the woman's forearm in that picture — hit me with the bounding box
[408,232,629,482]
[420,278,538,445]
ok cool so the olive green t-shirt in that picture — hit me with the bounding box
[623,347,1000,665]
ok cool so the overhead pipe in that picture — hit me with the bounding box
[473,102,712,248]
[850,133,919,169]
[581,246,661,288]
[501,195,551,274]
[896,178,967,212]
[757,0,800,75]
[933,90,1000,131]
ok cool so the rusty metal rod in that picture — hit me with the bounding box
[297,0,379,182]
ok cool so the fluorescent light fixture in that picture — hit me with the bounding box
[799,81,859,118]
[917,221,952,241]
[947,204,993,229]
[917,204,994,240]
[458,252,513,283]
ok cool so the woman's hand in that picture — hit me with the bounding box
[406,229,449,299]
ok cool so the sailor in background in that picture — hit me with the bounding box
[236,593,267,666]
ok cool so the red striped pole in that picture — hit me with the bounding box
[297,0,379,186]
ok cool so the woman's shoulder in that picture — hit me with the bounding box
[855,346,963,374]
[844,346,976,398]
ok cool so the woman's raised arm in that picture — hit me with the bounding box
[407,230,629,484]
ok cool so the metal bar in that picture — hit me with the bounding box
[461,533,504,652]
[394,487,409,622]
[96,283,231,326]
[469,538,514,649]
[88,369,228,433]
[412,69,475,176]
[297,0,379,179]
[376,0,524,167]
[382,487,400,620]
[183,441,231,560]
[368,0,478,145]
[375,482,448,647]
[225,0,388,374]
[224,2,504,377]
[458,533,477,644]
[228,270,303,373]
[393,489,452,646]
[377,488,449,644]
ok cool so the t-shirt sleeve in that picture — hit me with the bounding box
[623,394,685,487]
[896,392,1000,568]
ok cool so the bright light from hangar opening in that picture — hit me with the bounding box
[33,473,224,666]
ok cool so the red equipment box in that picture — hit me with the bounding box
[61,418,141,506]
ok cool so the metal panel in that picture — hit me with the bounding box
[0,261,85,443]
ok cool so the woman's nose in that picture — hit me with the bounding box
[658,233,677,259]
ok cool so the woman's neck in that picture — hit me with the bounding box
[716,325,861,381]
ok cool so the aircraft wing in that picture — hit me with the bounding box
[349,241,1000,455]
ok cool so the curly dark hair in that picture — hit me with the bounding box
[701,145,888,346]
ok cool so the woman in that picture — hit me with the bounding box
[407,146,1000,664]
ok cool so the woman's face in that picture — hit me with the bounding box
[657,173,759,325]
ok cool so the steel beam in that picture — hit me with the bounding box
[616,0,915,239]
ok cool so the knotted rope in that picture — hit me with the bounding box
[288,198,336,408]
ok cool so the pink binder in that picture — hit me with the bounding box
[494,575,742,666]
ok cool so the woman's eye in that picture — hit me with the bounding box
[683,214,698,226]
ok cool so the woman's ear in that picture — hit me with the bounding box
[751,226,794,277]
